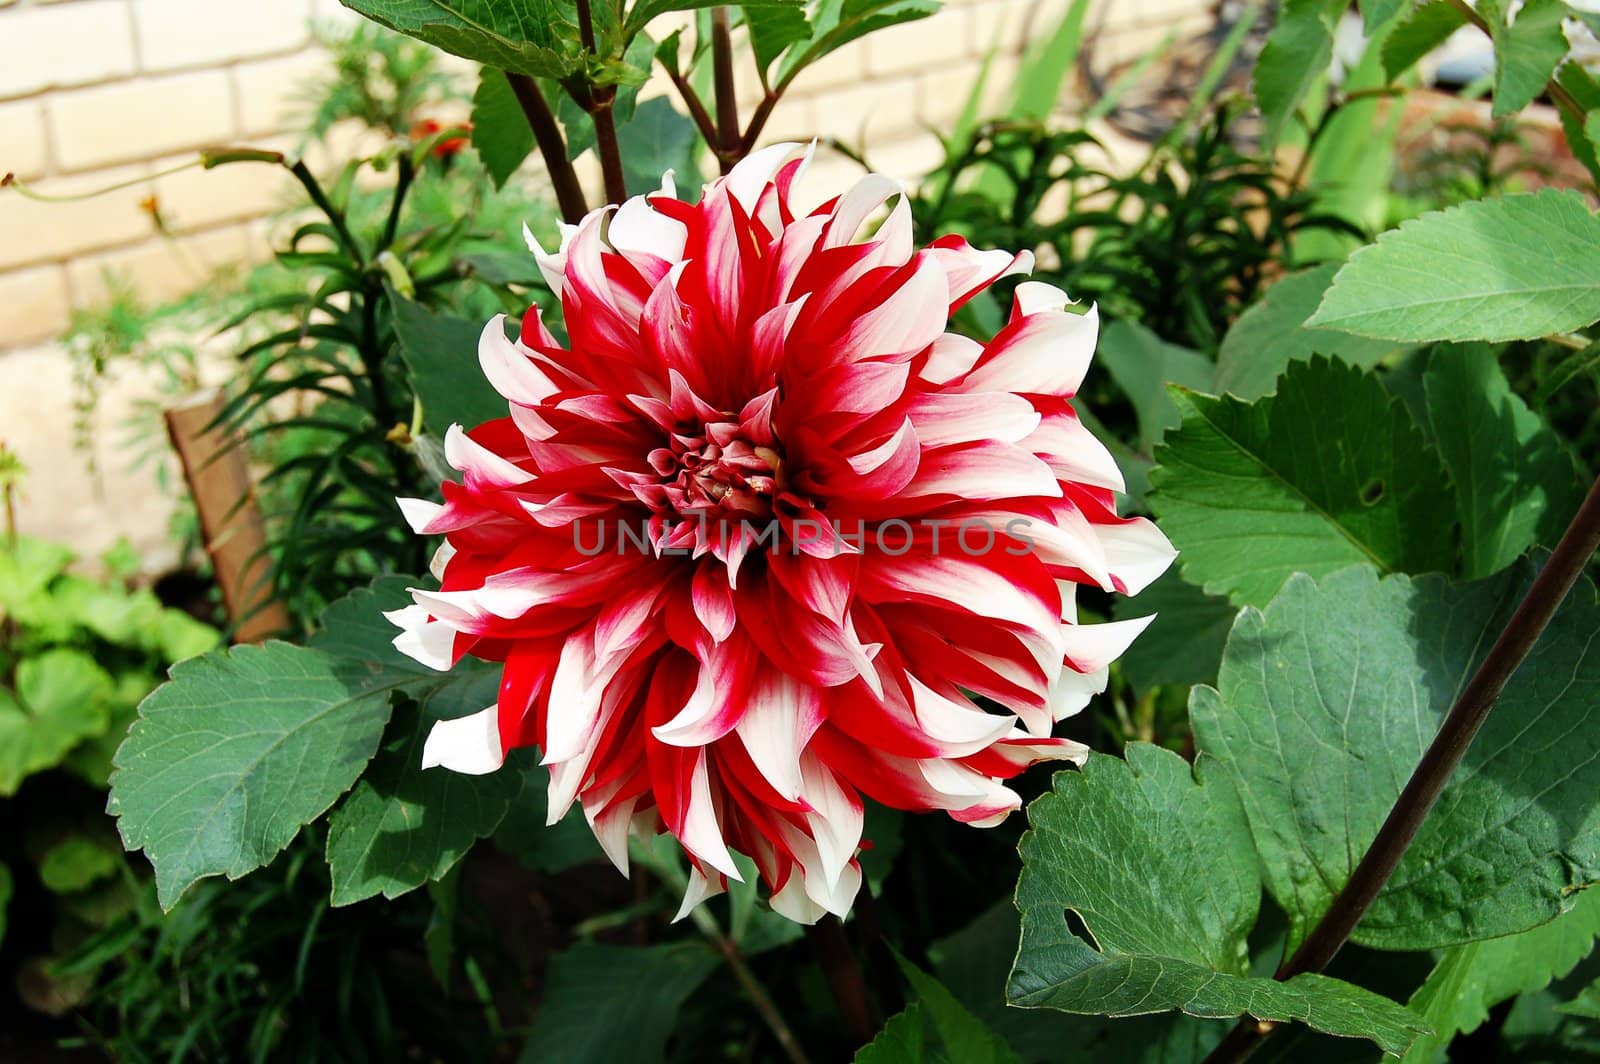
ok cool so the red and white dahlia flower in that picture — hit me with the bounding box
[388,145,1174,923]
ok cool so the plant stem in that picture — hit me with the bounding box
[705,930,812,1064]
[503,72,590,224]
[711,7,740,172]
[740,92,781,157]
[380,149,414,252]
[589,97,630,205]
[806,917,881,1047]
[664,64,721,151]
[288,159,363,264]
[1203,473,1600,1064]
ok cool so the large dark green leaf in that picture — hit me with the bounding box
[1149,358,1455,607]
[1213,264,1408,401]
[616,96,702,196]
[339,0,579,78]
[775,0,940,87]
[325,701,520,904]
[110,642,398,908]
[518,942,721,1063]
[1308,191,1600,342]
[1009,745,1428,1055]
[391,294,508,434]
[1191,562,1600,953]
[1422,345,1585,579]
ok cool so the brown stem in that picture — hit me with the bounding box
[575,0,597,51]
[740,92,782,157]
[1204,474,1600,1064]
[708,934,812,1064]
[589,96,630,206]
[806,917,881,1047]
[710,7,740,172]
[503,72,590,224]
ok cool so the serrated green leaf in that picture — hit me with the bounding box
[38,836,121,895]
[518,942,720,1063]
[1422,345,1585,578]
[0,649,114,796]
[339,0,580,78]
[1190,562,1600,953]
[391,294,508,434]
[1094,320,1212,453]
[325,701,520,905]
[1113,570,1238,694]
[471,69,536,188]
[1253,0,1341,147]
[1149,358,1455,607]
[775,0,940,88]
[854,1003,930,1063]
[1214,264,1410,401]
[1359,0,1406,32]
[1010,745,1428,1055]
[616,96,702,196]
[897,953,1020,1064]
[110,642,399,908]
[1401,889,1600,1062]
[1308,190,1600,342]
[1490,0,1568,117]
[747,3,812,76]
[1382,1,1467,80]
[625,0,801,41]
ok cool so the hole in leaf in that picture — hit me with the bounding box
[1360,479,1385,506]
[1063,907,1100,952]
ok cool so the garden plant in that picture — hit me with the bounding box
[3,0,1600,1060]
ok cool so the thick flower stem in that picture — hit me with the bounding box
[806,917,882,1047]
[588,97,630,206]
[706,933,812,1064]
[503,72,590,224]
[1203,473,1600,1064]
[710,7,740,172]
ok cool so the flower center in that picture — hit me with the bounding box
[649,419,783,522]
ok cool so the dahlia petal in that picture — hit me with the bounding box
[1096,516,1178,596]
[1061,615,1157,674]
[824,172,904,247]
[964,302,1099,398]
[444,423,534,487]
[610,190,689,262]
[428,541,456,581]
[900,443,1062,503]
[725,141,803,211]
[385,604,456,671]
[908,392,1041,448]
[929,235,1034,311]
[421,706,504,775]
[799,755,863,892]
[908,676,1016,754]
[479,315,561,406]
[673,865,727,922]
[1047,664,1110,725]
[769,869,827,924]
[920,332,983,385]
[543,632,632,764]
[585,793,639,877]
[1027,408,1125,492]
[397,497,444,534]
[681,751,744,881]
[691,562,737,642]
[735,673,823,802]
[838,254,950,359]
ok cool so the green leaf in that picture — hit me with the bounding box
[775,0,940,87]
[1214,264,1409,401]
[1401,889,1600,1062]
[110,642,398,908]
[1148,358,1455,607]
[747,3,812,77]
[1560,976,1600,1020]
[325,701,520,905]
[0,534,74,616]
[1382,1,1467,81]
[615,96,702,196]
[1358,0,1406,32]
[38,836,121,894]
[391,294,508,434]
[1559,64,1600,184]
[0,649,114,796]
[1490,0,1568,117]
[1094,320,1212,453]
[471,69,536,188]
[518,942,720,1063]
[1253,0,1341,147]
[338,0,579,79]
[1112,570,1238,694]
[1308,190,1600,342]
[625,0,800,42]
[492,759,607,873]
[855,1003,930,1063]
[1422,345,1585,578]
[1009,745,1428,1055]
[897,953,1020,1063]
[1190,562,1600,953]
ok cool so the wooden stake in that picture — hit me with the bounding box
[165,390,290,643]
